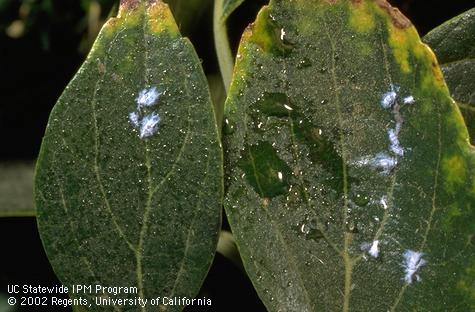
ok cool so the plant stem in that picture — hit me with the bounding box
[213,0,234,94]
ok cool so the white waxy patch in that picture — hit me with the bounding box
[284,104,293,111]
[403,250,427,284]
[380,196,388,210]
[388,128,404,156]
[129,112,140,128]
[361,240,380,258]
[381,91,397,108]
[403,96,415,104]
[381,84,399,108]
[280,28,286,41]
[353,153,397,175]
[369,240,380,258]
[129,86,163,139]
[136,87,161,107]
[139,112,161,139]
[278,172,283,181]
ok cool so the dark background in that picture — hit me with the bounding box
[0,0,473,311]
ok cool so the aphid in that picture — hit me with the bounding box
[381,84,399,108]
[388,128,404,156]
[403,250,427,284]
[128,111,140,128]
[139,112,161,139]
[136,87,161,107]
[380,196,389,210]
[403,95,415,104]
[353,152,397,175]
[361,240,380,258]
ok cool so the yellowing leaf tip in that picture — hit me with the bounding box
[375,0,411,29]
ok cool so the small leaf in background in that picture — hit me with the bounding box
[220,0,246,23]
[0,162,35,217]
[165,0,213,36]
[214,0,247,94]
[0,293,17,312]
[35,1,222,311]
[423,7,475,145]
[224,0,475,311]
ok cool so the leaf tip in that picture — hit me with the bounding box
[119,0,140,12]
[375,0,412,29]
[119,0,162,14]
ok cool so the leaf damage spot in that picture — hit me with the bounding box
[119,0,159,12]
[375,0,411,29]
[349,0,375,33]
[119,0,140,11]
[403,250,427,284]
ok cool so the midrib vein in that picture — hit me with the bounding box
[322,18,352,312]
[389,104,443,312]
[135,9,194,308]
[136,10,152,311]
[90,26,136,254]
[355,34,403,262]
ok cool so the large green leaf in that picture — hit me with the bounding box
[423,7,475,145]
[35,1,222,311]
[223,0,475,310]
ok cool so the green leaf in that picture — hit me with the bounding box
[0,162,35,217]
[224,0,475,310]
[35,1,223,311]
[220,0,246,23]
[423,7,475,145]
[214,0,240,94]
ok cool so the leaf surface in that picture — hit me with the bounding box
[424,7,475,145]
[35,1,222,311]
[224,0,475,311]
